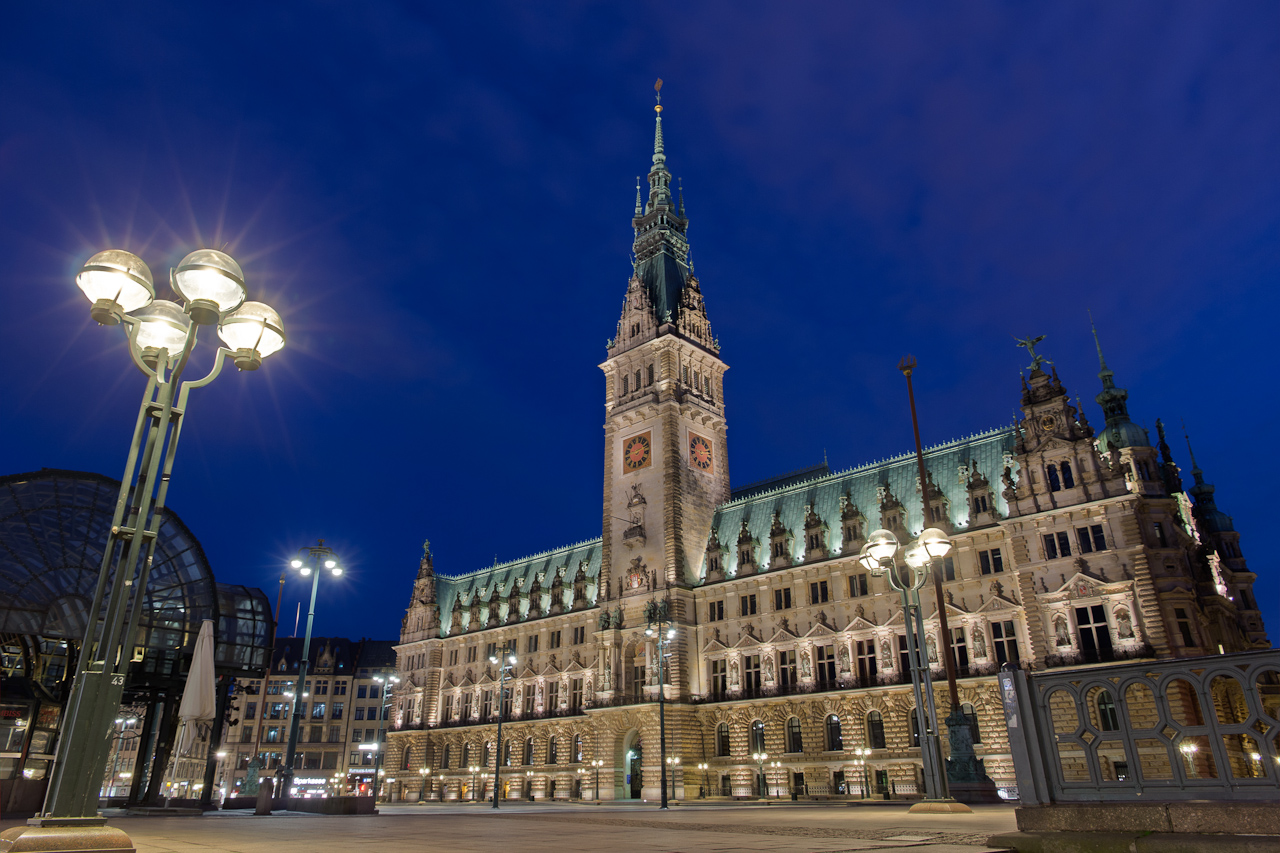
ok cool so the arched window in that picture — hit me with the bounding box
[826,714,843,751]
[573,735,583,763]
[442,744,452,769]
[866,711,885,750]
[910,712,921,748]
[461,743,471,767]
[960,702,982,745]
[1047,465,1061,492]
[1060,462,1075,488]
[502,739,512,766]
[786,717,803,753]
[716,722,730,757]
[482,742,491,766]
[750,720,765,753]
[548,736,558,764]
[402,749,412,770]
[1096,690,1119,732]
[524,737,534,765]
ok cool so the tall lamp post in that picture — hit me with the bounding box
[857,527,968,810]
[418,767,430,802]
[696,762,708,799]
[665,756,680,802]
[853,747,870,798]
[591,758,604,801]
[370,673,400,800]
[489,647,517,809]
[35,249,283,833]
[752,752,768,798]
[644,599,677,809]
[469,765,480,801]
[280,541,344,801]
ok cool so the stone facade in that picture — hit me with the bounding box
[383,98,1267,804]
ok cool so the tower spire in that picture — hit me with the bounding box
[634,177,642,217]
[1091,318,1148,452]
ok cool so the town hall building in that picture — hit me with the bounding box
[382,93,1267,803]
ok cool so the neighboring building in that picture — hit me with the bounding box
[384,97,1267,804]
[220,636,397,798]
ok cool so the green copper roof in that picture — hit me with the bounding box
[705,426,1018,580]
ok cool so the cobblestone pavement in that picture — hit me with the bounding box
[2,803,1019,852]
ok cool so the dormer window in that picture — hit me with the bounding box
[973,495,989,514]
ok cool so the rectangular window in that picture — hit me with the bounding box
[848,573,868,597]
[1076,526,1094,554]
[309,726,322,744]
[485,642,497,660]
[809,580,829,604]
[523,688,535,716]
[1174,607,1196,647]
[481,690,493,719]
[992,620,1019,665]
[462,693,472,719]
[898,635,910,673]
[244,702,257,720]
[1057,531,1072,557]
[357,685,368,699]
[1154,522,1168,548]
[314,680,328,695]
[266,682,282,695]
[816,645,836,683]
[570,677,583,711]
[265,727,281,743]
[1091,525,1107,552]
[621,375,629,395]
[334,681,346,696]
[467,646,477,663]
[355,707,365,721]
[943,556,955,581]
[573,626,586,645]
[443,694,454,720]
[778,649,797,686]
[328,725,340,743]
[297,702,307,718]
[740,594,757,616]
[502,683,513,718]
[979,549,1004,574]
[448,649,459,666]
[269,703,284,720]
[311,703,326,719]
[774,587,792,610]
[647,364,654,386]
[549,631,562,649]
[351,728,362,742]
[710,659,727,695]
[527,635,539,654]
[331,702,343,720]
[744,655,762,691]
[950,628,969,670]
[1075,605,1115,663]
[547,681,560,709]
[1043,534,1058,560]
[708,600,724,622]
[855,639,877,684]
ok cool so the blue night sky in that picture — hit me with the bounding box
[2,3,1278,642]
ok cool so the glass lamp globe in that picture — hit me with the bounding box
[866,529,899,562]
[172,249,246,325]
[903,541,929,569]
[77,250,155,324]
[856,544,884,576]
[130,300,191,363]
[218,301,285,370]
[918,527,953,559]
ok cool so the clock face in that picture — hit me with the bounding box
[688,432,714,474]
[1041,415,1057,431]
[622,432,652,472]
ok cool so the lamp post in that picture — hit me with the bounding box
[752,752,768,798]
[280,541,344,803]
[768,760,782,798]
[665,756,680,802]
[36,249,283,827]
[419,767,430,802]
[857,527,957,805]
[488,648,517,808]
[525,769,534,801]
[591,758,604,801]
[853,747,870,798]
[370,673,400,800]
[696,762,708,799]
[644,599,677,809]
[469,765,480,801]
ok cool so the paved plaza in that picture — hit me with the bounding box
[3,802,1018,853]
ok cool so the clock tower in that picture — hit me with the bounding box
[599,84,729,606]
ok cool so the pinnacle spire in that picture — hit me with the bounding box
[653,78,666,167]
[1090,318,1147,451]
[1089,310,1109,374]
[1183,421,1204,482]
[634,177,642,217]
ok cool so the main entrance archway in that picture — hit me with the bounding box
[621,730,643,799]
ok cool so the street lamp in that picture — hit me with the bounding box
[39,248,283,824]
[370,673,400,800]
[419,767,430,802]
[857,527,951,803]
[853,747,871,798]
[752,752,768,798]
[768,760,782,798]
[665,756,680,802]
[525,769,534,801]
[488,648,517,808]
[591,758,604,801]
[644,599,677,809]
[280,541,344,803]
[696,762,709,799]
[469,765,480,801]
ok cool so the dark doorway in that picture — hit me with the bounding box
[627,744,642,799]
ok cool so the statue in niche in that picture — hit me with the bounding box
[839,645,851,673]
[729,658,740,688]
[1115,608,1134,639]
[800,649,812,679]
[603,658,612,688]
[989,579,1004,598]
[926,634,938,663]
[1054,614,1071,647]
[972,627,988,659]
[763,655,775,682]
[612,605,624,628]
[855,603,865,621]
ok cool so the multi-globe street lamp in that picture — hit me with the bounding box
[644,599,677,809]
[852,747,871,798]
[280,541,343,801]
[488,648,517,808]
[371,673,400,799]
[751,752,769,798]
[856,527,953,802]
[665,755,680,802]
[39,248,283,826]
[419,766,431,802]
[469,765,481,801]
[696,762,709,798]
[767,760,782,798]
[590,758,604,801]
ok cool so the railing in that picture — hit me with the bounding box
[1000,649,1280,804]
[1043,642,1155,669]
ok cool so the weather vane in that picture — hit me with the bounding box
[1014,334,1051,372]
[655,78,663,112]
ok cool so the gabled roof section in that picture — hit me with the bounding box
[435,537,603,636]
[708,426,1017,581]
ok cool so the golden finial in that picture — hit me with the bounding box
[654,78,663,112]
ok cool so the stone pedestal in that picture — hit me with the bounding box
[0,818,134,853]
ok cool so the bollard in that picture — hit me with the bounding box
[255,777,274,815]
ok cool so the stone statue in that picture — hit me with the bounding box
[763,655,775,682]
[1115,608,1134,639]
[1014,333,1050,372]
[926,634,938,663]
[839,645,851,673]
[603,659,612,688]
[612,605,624,628]
[243,756,262,795]
[729,658,740,688]
[800,650,812,678]
[1054,614,1071,647]
[598,609,611,631]
[972,627,987,659]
